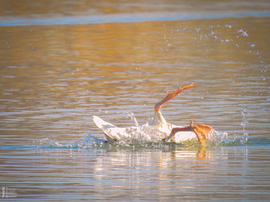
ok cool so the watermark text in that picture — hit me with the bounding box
[2,187,17,198]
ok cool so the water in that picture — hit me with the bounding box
[1,0,270,201]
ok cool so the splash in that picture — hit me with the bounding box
[237,29,248,37]
[33,134,106,149]
[32,132,270,150]
[208,129,228,145]
[123,111,139,127]
[239,105,251,143]
[31,128,233,150]
[32,111,267,150]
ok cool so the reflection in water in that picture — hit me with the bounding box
[1,145,269,200]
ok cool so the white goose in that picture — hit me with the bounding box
[93,83,212,145]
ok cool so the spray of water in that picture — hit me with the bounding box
[240,105,251,143]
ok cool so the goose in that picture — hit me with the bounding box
[93,83,211,145]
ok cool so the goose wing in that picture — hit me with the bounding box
[93,116,129,141]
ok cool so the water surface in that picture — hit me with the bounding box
[0,0,270,201]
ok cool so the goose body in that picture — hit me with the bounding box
[93,112,197,143]
[93,84,212,144]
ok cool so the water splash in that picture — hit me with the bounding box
[237,29,248,37]
[31,111,265,150]
[239,105,251,143]
[33,134,107,149]
[31,121,233,150]
[32,133,270,150]
[123,111,139,127]
[208,129,228,145]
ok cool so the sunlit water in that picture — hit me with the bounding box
[0,0,270,200]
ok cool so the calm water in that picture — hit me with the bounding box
[0,0,270,201]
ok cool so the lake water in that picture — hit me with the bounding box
[0,0,270,201]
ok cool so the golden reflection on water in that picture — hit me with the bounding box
[1,0,270,17]
[1,16,269,144]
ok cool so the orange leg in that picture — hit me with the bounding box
[154,83,195,112]
[169,121,212,145]
[189,121,212,145]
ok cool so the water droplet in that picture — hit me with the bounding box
[263,77,265,81]
[267,98,270,101]
[237,29,243,33]
[250,44,255,47]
